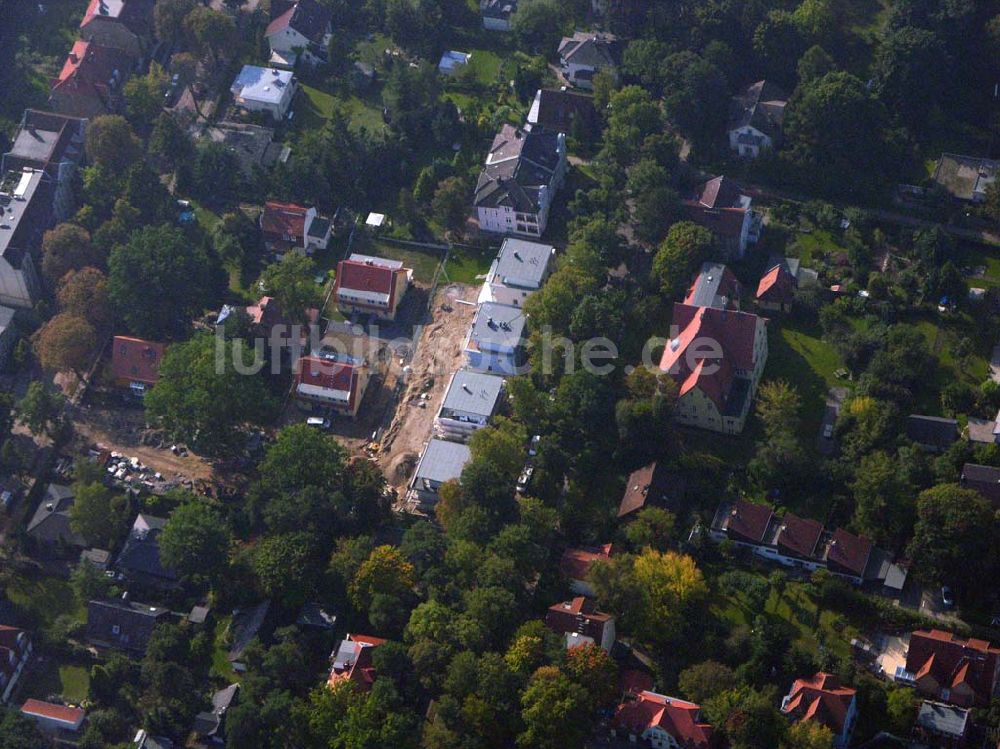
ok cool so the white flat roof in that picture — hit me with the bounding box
[232,66,294,105]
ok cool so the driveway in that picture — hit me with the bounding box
[875,633,909,679]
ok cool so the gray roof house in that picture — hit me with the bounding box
[0,306,17,370]
[27,484,86,550]
[434,370,505,442]
[0,168,47,309]
[728,80,788,159]
[191,683,239,746]
[906,415,959,452]
[932,153,999,203]
[915,701,969,743]
[86,596,169,656]
[463,302,527,375]
[410,439,471,506]
[480,0,516,30]
[115,514,179,589]
[478,238,556,307]
[557,31,618,90]
[474,124,567,238]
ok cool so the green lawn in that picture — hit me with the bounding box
[787,229,848,266]
[354,238,444,286]
[442,244,494,284]
[465,49,502,86]
[958,241,1000,289]
[711,573,857,661]
[23,660,91,704]
[211,615,238,682]
[765,319,847,429]
[296,85,387,135]
[6,574,83,630]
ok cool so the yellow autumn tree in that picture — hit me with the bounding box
[782,720,835,749]
[631,549,708,643]
[349,544,415,610]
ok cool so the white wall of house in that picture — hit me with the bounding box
[0,256,39,310]
[728,126,772,159]
[0,638,31,703]
[561,61,596,89]
[641,726,682,749]
[235,82,296,121]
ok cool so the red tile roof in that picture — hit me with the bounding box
[328,633,385,691]
[336,258,395,295]
[545,597,613,642]
[619,462,682,518]
[51,40,133,103]
[681,177,750,239]
[0,625,26,650]
[782,672,855,736]
[21,699,85,726]
[612,691,714,749]
[261,201,308,241]
[559,544,613,581]
[111,335,165,386]
[722,499,773,544]
[295,356,362,407]
[905,630,1000,706]
[756,263,796,302]
[776,513,823,559]
[825,527,872,578]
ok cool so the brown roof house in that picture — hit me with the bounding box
[904,629,1000,708]
[26,484,86,552]
[86,595,169,656]
[526,88,600,140]
[334,254,412,321]
[545,596,615,652]
[681,176,761,260]
[756,260,798,313]
[260,201,331,255]
[49,39,135,118]
[111,335,165,398]
[611,691,715,749]
[960,463,1000,508]
[79,0,155,59]
[328,634,385,691]
[660,265,769,436]
[559,544,613,597]
[781,672,858,748]
[618,462,685,520]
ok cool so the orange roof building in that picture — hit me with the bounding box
[905,630,1000,708]
[328,634,386,691]
[781,672,857,748]
[612,691,715,749]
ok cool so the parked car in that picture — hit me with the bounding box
[307,417,331,430]
[822,423,833,439]
[941,586,955,608]
[516,465,534,493]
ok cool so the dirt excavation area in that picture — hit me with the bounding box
[378,283,478,496]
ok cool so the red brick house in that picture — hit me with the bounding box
[334,254,412,321]
[49,40,134,118]
[293,355,369,418]
[611,691,715,749]
[79,0,155,59]
[111,335,165,397]
[544,596,615,652]
[328,634,385,691]
[781,672,858,748]
[905,630,1000,707]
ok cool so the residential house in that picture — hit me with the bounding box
[227,601,271,672]
[659,267,768,435]
[20,699,85,737]
[27,484,86,551]
[756,260,798,312]
[114,514,179,590]
[334,254,412,320]
[328,634,385,691]
[463,302,526,375]
[559,544,613,598]
[914,701,970,748]
[434,370,505,442]
[960,463,1000,507]
[79,0,155,59]
[557,31,618,90]
[781,672,858,749]
[480,0,516,30]
[49,40,134,118]
[545,596,615,652]
[2,110,87,221]
[0,168,47,309]
[230,66,297,121]
[728,80,788,159]
[682,176,761,259]
[0,307,17,370]
[618,462,685,520]
[438,50,471,76]
[475,124,567,238]
[907,415,959,452]
[932,154,999,203]
[410,438,471,505]
[293,355,370,418]
[202,122,282,176]
[903,629,1000,707]
[260,200,331,254]
[478,238,555,307]
[265,0,332,68]
[684,261,742,310]
[191,683,239,747]
[526,88,600,139]
[134,730,176,749]
[0,626,32,704]
[966,409,1000,445]
[81,547,111,571]
[111,335,166,398]
[610,690,715,749]
[86,596,168,656]
[709,500,894,586]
